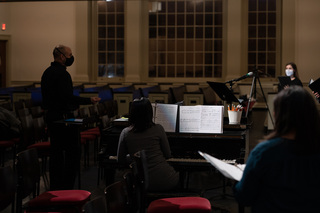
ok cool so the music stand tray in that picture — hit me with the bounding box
[207,81,239,103]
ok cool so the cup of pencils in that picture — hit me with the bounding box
[228,104,243,125]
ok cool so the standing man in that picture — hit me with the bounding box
[41,45,100,190]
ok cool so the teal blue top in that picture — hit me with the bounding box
[234,137,320,213]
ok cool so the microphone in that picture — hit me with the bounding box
[225,72,253,83]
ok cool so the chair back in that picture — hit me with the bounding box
[97,102,107,116]
[100,115,110,130]
[88,105,99,118]
[200,87,218,105]
[123,171,139,212]
[30,106,43,118]
[104,179,133,213]
[20,114,35,148]
[16,148,41,200]
[17,108,30,118]
[103,100,118,118]
[83,196,107,213]
[13,101,24,113]
[169,85,186,104]
[0,166,16,212]
[132,150,149,191]
[131,150,149,213]
[33,116,47,142]
[79,107,90,118]
[24,98,34,109]
[0,101,13,111]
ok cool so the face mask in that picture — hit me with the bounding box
[285,69,293,77]
[55,47,74,66]
[65,55,74,67]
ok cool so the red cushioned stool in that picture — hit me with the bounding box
[16,148,91,213]
[82,127,100,136]
[28,141,51,155]
[131,150,212,213]
[27,190,91,213]
[147,197,211,213]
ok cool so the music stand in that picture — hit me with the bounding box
[207,81,239,104]
[246,69,274,126]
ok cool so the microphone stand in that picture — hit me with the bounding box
[226,81,235,93]
[245,68,274,127]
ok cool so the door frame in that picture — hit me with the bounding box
[0,35,11,87]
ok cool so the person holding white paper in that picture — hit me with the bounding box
[117,97,179,192]
[233,86,320,212]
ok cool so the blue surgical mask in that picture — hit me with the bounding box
[285,69,294,77]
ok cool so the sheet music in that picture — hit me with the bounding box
[198,151,245,181]
[153,103,178,132]
[179,105,224,133]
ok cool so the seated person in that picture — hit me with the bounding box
[233,86,320,212]
[117,97,179,192]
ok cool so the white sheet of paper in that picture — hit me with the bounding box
[179,105,224,133]
[198,151,245,181]
[152,103,178,132]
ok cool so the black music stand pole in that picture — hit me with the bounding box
[245,72,256,117]
[245,70,274,126]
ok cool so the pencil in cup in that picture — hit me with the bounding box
[228,104,243,112]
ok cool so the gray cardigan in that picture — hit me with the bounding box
[117,124,179,192]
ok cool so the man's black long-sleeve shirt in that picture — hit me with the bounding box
[41,62,91,120]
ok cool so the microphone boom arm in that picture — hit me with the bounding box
[225,72,253,84]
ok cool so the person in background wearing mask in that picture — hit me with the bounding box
[41,45,101,190]
[283,62,303,88]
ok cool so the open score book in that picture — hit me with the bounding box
[152,103,224,133]
[179,105,224,133]
[198,151,245,181]
[152,103,178,133]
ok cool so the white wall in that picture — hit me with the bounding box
[0,1,89,86]
[295,0,320,82]
[225,0,244,81]
[1,0,320,86]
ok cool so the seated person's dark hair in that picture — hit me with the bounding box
[129,97,154,132]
